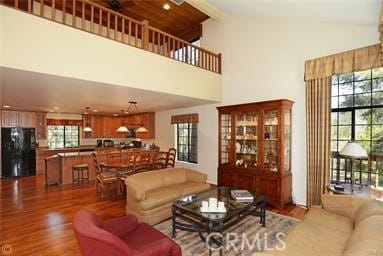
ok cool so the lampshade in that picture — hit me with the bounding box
[339,141,368,158]
[116,125,129,132]
[83,126,93,132]
[136,126,148,133]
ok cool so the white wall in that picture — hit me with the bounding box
[156,15,380,206]
[1,6,222,102]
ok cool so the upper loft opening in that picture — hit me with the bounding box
[1,0,222,74]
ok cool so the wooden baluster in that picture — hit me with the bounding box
[203,51,206,69]
[207,53,210,71]
[62,0,66,24]
[151,29,155,52]
[51,0,55,20]
[218,53,222,74]
[135,23,138,47]
[90,5,94,33]
[176,41,180,60]
[81,1,85,30]
[107,12,110,38]
[28,0,32,12]
[114,15,118,40]
[122,18,125,43]
[40,0,44,17]
[172,38,175,59]
[72,0,76,27]
[99,8,102,35]
[157,31,160,54]
[167,36,170,57]
[142,20,149,50]
[14,0,18,8]
[128,21,131,45]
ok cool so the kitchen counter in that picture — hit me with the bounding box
[37,146,96,151]
[57,152,94,158]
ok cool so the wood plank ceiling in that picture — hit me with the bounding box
[94,0,209,42]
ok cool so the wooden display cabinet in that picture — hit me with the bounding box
[217,99,293,210]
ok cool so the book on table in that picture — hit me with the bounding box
[231,190,254,202]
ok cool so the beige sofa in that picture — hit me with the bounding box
[268,194,383,256]
[125,168,211,225]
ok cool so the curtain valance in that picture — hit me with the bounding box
[171,113,199,124]
[46,119,83,126]
[304,44,381,81]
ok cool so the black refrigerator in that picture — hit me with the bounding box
[1,128,36,178]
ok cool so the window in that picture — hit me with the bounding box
[176,123,198,163]
[48,125,79,149]
[331,67,383,187]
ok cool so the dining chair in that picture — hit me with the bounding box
[132,151,150,173]
[165,148,176,168]
[92,152,117,198]
[152,151,167,170]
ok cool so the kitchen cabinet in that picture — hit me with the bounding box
[136,112,155,139]
[1,110,35,128]
[86,113,155,139]
[35,112,47,139]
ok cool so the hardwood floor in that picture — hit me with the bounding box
[0,174,307,256]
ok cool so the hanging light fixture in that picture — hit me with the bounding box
[116,110,129,132]
[83,107,93,132]
[126,101,148,133]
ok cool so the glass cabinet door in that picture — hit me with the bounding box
[220,113,231,165]
[284,109,291,171]
[235,112,258,168]
[264,110,279,172]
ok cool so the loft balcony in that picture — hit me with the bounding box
[0,0,222,102]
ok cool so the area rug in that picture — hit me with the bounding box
[154,211,299,256]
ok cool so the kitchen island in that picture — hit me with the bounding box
[45,152,97,185]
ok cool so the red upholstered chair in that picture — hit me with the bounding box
[73,209,182,256]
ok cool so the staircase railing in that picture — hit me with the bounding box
[2,0,222,74]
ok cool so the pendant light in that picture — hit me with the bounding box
[126,101,148,133]
[83,107,93,132]
[116,110,129,132]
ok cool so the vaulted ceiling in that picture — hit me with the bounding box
[95,0,209,42]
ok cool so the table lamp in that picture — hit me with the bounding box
[339,141,368,193]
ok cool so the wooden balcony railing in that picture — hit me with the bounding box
[2,0,222,74]
[331,151,383,188]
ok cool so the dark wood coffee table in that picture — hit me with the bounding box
[171,187,266,256]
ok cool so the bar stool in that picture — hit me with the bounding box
[72,163,89,184]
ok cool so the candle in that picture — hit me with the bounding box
[209,198,217,209]
[218,201,225,209]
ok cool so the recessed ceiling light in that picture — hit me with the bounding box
[92,109,98,112]
[113,113,118,116]
[53,106,59,110]
[163,3,171,10]
[3,105,11,108]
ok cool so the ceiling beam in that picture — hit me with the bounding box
[184,0,223,21]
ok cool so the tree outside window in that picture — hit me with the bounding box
[331,67,383,187]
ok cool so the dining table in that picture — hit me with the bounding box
[101,160,134,196]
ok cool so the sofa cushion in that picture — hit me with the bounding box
[354,200,383,228]
[126,171,164,198]
[159,168,186,186]
[343,215,383,256]
[303,208,353,234]
[166,182,211,197]
[276,221,349,256]
[347,215,383,246]
[343,239,383,256]
[140,188,180,211]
